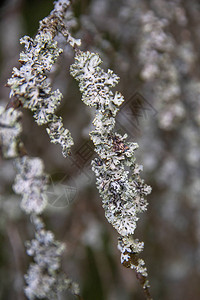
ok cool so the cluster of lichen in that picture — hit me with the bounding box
[25,216,79,299]
[0,104,80,299]
[2,0,152,298]
[70,50,152,292]
[6,0,81,156]
[1,1,82,299]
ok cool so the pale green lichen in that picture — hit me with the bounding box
[70,50,152,290]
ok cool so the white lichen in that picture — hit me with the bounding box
[6,0,81,156]
[24,216,79,300]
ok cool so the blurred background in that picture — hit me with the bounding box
[0,0,200,299]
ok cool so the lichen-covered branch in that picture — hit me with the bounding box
[70,50,152,298]
[0,104,80,299]
[7,0,81,156]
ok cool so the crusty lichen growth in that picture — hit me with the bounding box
[7,0,80,156]
[25,216,80,300]
[70,50,152,297]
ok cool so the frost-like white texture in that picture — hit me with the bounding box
[6,0,79,156]
[70,50,151,284]
[0,106,22,158]
[25,216,79,300]
[13,156,48,214]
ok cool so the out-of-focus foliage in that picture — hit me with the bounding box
[0,0,200,299]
